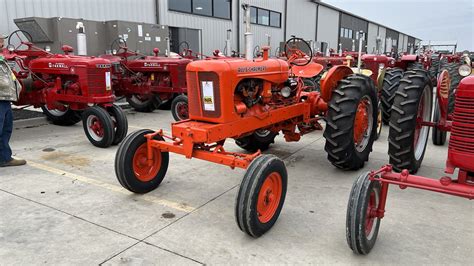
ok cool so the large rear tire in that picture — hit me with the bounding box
[235,154,287,238]
[346,172,382,255]
[439,61,461,113]
[235,130,278,152]
[115,129,169,194]
[41,106,81,126]
[388,69,433,173]
[380,68,403,124]
[126,95,159,113]
[432,101,447,146]
[108,104,128,145]
[324,74,378,170]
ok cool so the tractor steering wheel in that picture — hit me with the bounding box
[284,37,313,66]
[110,37,128,55]
[253,45,261,58]
[7,30,33,51]
[178,41,190,55]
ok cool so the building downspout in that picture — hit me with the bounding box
[237,0,240,53]
[315,3,319,45]
[284,0,288,40]
[155,0,160,24]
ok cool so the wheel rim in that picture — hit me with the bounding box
[414,86,431,160]
[132,143,162,182]
[354,96,374,152]
[175,101,189,120]
[255,129,271,138]
[257,172,282,223]
[365,187,380,239]
[86,115,104,141]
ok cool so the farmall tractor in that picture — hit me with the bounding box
[346,62,474,254]
[101,38,192,121]
[115,5,378,237]
[1,30,127,148]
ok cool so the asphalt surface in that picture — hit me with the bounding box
[1,108,473,264]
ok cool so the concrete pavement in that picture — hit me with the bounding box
[1,109,473,264]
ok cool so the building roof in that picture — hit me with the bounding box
[311,0,419,40]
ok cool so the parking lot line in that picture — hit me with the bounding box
[27,160,196,213]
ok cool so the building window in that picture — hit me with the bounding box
[249,6,281,28]
[270,11,281,28]
[213,0,231,19]
[340,27,354,39]
[258,9,270,25]
[169,0,192,13]
[168,0,232,20]
[340,28,344,38]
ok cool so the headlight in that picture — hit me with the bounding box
[45,46,51,52]
[458,64,472,77]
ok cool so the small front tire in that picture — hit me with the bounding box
[235,130,278,152]
[82,106,115,148]
[171,94,189,121]
[235,154,287,238]
[115,129,169,194]
[108,104,128,145]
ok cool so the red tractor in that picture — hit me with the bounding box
[2,30,127,148]
[346,63,474,254]
[101,38,192,121]
[114,2,380,236]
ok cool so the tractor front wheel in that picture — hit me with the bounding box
[41,106,82,126]
[108,104,128,145]
[171,94,189,121]
[346,172,382,255]
[432,101,447,146]
[324,74,378,170]
[82,106,115,148]
[388,69,432,173]
[235,130,278,152]
[235,155,287,237]
[115,129,169,193]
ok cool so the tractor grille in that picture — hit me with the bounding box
[87,69,107,95]
[449,96,474,154]
[186,71,202,116]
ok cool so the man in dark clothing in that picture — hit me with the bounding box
[0,36,26,167]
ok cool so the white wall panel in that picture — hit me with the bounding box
[286,0,317,41]
[367,22,378,54]
[316,5,339,50]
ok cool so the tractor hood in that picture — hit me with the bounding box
[29,55,111,73]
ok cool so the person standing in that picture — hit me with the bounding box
[0,36,26,167]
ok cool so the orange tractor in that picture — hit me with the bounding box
[115,5,378,237]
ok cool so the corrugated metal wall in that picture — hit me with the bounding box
[239,0,285,56]
[316,5,339,50]
[367,23,378,54]
[286,0,317,42]
[339,13,369,52]
[0,0,156,37]
[378,26,387,53]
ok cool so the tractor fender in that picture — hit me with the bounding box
[376,68,386,91]
[319,65,353,102]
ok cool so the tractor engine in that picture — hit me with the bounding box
[185,57,289,124]
[446,76,474,174]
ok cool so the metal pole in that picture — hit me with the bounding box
[243,4,254,61]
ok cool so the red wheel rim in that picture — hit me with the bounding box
[354,99,369,145]
[132,143,162,182]
[176,101,189,120]
[257,172,282,223]
[414,92,425,148]
[88,115,104,138]
[365,190,378,237]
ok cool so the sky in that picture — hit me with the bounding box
[322,0,474,51]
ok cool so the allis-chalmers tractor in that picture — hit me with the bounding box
[346,63,474,254]
[101,38,192,121]
[115,5,378,238]
[1,30,127,148]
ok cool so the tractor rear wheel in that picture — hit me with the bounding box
[429,55,440,78]
[346,172,382,255]
[235,154,287,238]
[439,61,461,113]
[388,69,432,173]
[127,95,159,112]
[41,106,81,126]
[115,129,169,193]
[171,94,189,121]
[108,104,128,145]
[380,68,403,124]
[82,106,115,148]
[432,101,447,146]
[235,130,278,152]
[324,74,378,170]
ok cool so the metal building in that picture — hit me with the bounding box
[1,0,419,56]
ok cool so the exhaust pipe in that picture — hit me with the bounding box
[242,4,254,61]
[357,31,363,73]
[165,37,170,57]
[225,29,232,57]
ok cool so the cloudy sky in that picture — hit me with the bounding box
[323,0,474,51]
